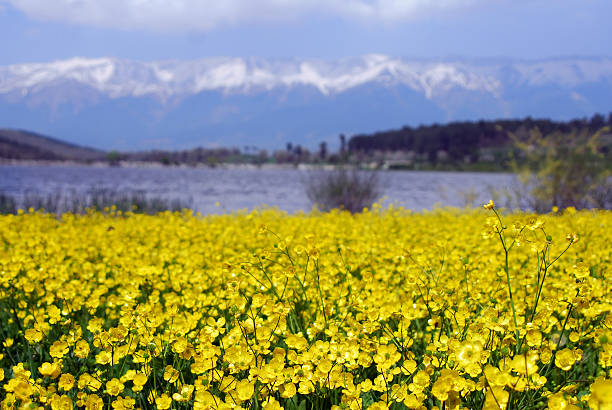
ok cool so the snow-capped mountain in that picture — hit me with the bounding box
[1,55,611,150]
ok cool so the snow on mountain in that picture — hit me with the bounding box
[0,55,611,150]
[6,55,610,100]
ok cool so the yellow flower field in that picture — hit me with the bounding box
[0,205,610,409]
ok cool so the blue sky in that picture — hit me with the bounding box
[0,0,611,64]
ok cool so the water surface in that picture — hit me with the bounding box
[1,164,515,214]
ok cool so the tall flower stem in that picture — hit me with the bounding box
[492,207,520,352]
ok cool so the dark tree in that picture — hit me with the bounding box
[319,142,328,160]
[339,134,346,155]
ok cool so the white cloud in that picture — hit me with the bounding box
[4,0,483,31]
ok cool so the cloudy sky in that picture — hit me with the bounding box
[0,0,610,64]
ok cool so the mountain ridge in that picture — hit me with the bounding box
[1,55,611,150]
[4,55,612,98]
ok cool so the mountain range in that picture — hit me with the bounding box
[1,55,611,150]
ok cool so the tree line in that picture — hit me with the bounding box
[347,113,612,164]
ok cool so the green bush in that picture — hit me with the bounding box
[498,127,611,211]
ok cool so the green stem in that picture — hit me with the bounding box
[492,209,520,352]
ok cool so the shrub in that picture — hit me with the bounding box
[497,127,611,211]
[304,167,382,213]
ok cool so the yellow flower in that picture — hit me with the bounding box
[456,340,483,367]
[39,362,62,379]
[548,392,580,410]
[298,380,315,395]
[7,378,35,401]
[373,343,401,370]
[262,396,283,410]
[132,372,148,392]
[108,325,128,343]
[195,390,217,407]
[555,348,577,371]
[47,305,62,324]
[540,346,553,364]
[11,363,30,381]
[286,334,308,350]
[112,396,136,410]
[235,379,255,401]
[106,378,125,396]
[317,358,333,374]
[79,373,103,391]
[25,328,43,344]
[588,377,612,409]
[50,394,73,410]
[173,337,188,354]
[431,369,460,401]
[58,373,75,391]
[526,329,542,347]
[75,339,90,358]
[483,386,509,410]
[280,382,296,398]
[155,394,172,410]
[483,200,495,210]
[173,385,194,402]
[2,202,612,409]
[163,365,180,384]
[409,370,430,393]
[569,332,580,343]
[95,350,112,365]
[84,394,104,410]
[569,262,589,279]
[484,365,510,388]
[49,340,69,358]
[566,232,579,243]
[87,318,104,334]
[511,351,539,376]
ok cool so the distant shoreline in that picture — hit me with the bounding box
[0,159,329,170]
[0,158,513,173]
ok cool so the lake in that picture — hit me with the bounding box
[1,164,515,214]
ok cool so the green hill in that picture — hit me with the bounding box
[0,129,104,161]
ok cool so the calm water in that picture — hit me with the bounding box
[1,164,515,214]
